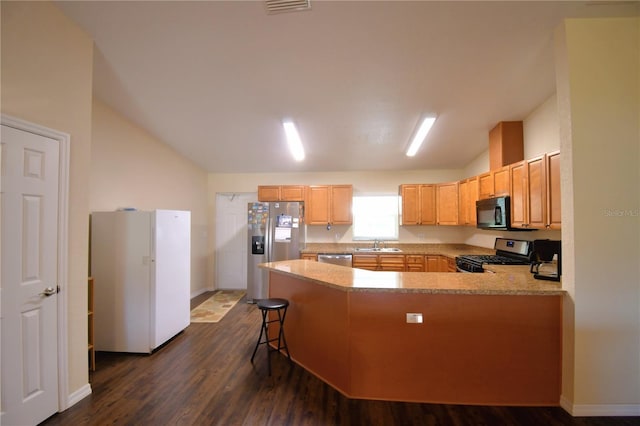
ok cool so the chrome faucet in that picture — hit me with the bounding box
[373,239,379,249]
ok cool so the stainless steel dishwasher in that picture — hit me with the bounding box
[317,254,353,267]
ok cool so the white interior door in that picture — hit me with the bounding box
[1,125,60,425]
[215,193,255,290]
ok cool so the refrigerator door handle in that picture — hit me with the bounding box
[265,217,272,263]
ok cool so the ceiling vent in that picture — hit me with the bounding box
[265,0,311,14]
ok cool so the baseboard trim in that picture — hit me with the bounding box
[190,288,209,299]
[560,395,640,417]
[65,383,92,410]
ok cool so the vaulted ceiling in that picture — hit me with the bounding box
[54,1,639,173]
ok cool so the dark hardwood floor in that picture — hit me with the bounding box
[42,292,636,426]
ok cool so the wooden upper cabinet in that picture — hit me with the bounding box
[419,185,437,225]
[509,160,528,228]
[257,185,281,201]
[436,182,459,225]
[399,184,435,225]
[527,156,547,229]
[306,185,352,225]
[458,177,479,226]
[306,185,330,224]
[258,185,305,202]
[489,121,524,170]
[546,151,561,229]
[400,185,419,225]
[281,185,306,201]
[330,185,353,225]
[467,177,479,226]
[478,166,510,199]
[478,173,494,200]
[458,180,468,225]
[493,166,510,197]
[509,155,557,230]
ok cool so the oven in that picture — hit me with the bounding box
[456,238,532,273]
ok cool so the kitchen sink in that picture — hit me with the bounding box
[355,247,402,253]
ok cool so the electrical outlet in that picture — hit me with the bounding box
[406,313,423,323]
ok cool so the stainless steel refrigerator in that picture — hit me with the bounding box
[247,202,305,303]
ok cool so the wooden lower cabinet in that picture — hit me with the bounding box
[352,254,378,271]
[405,255,425,272]
[379,255,405,271]
[300,253,317,261]
[353,254,405,271]
[425,255,454,272]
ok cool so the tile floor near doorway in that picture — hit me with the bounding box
[42,292,638,426]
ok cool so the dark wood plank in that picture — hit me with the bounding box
[42,291,637,426]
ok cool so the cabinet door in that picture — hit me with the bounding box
[467,176,479,226]
[546,151,561,229]
[281,185,306,201]
[352,254,378,271]
[478,173,493,199]
[379,255,405,271]
[425,255,440,272]
[400,185,420,225]
[458,178,478,226]
[510,161,527,228]
[331,185,353,225]
[405,255,424,272]
[527,156,547,229]
[306,185,330,225]
[300,253,317,261]
[257,186,280,201]
[493,166,511,197]
[438,256,449,272]
[419,184,437,225]
[436,182,459,225]
[458,180,469,225]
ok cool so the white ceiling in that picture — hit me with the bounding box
[54,0,639,173]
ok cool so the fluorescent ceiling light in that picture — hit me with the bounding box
[283,121,305,161]
[406,116,436,157]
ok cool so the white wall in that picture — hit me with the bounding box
[556,17,639,416]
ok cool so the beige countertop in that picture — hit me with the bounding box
[260,259,564,296]
[301,243,495,258]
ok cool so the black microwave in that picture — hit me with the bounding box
[476,196,518,231]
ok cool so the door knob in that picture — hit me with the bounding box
[39,287,57,297]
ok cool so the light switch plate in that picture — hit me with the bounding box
[406,313,423,323]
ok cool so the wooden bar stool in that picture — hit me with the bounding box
[250,298,291,375]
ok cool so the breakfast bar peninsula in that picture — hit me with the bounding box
[260,259,564,406]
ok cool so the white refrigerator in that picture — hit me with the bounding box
[90,210,191,353]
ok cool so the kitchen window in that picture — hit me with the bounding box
[352,195,399,240]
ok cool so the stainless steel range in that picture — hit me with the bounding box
[456,238,532,273]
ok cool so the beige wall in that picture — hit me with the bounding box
[1,0,94,394]
[556,17,639,415]
[523,94,560,159]
[91,100,209,295]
